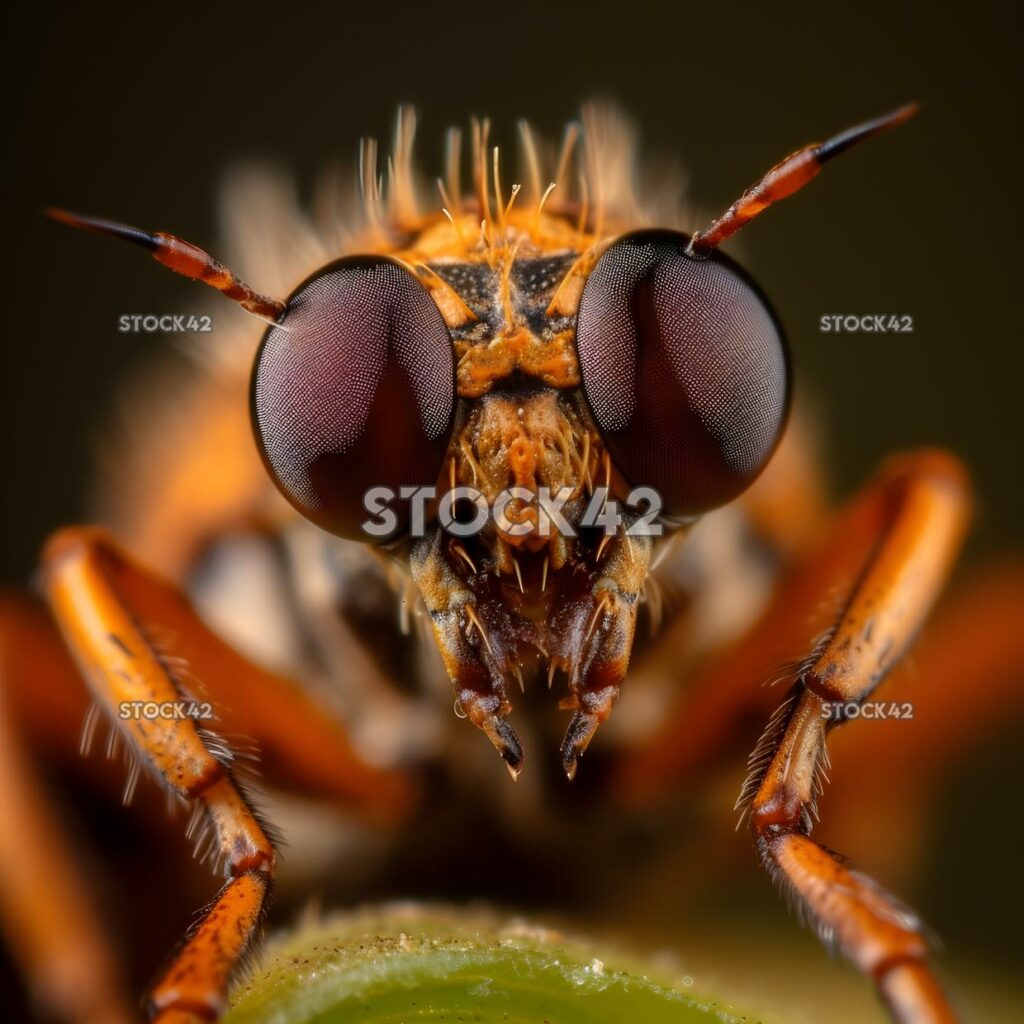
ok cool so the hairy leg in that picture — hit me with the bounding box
[738,451,969,1023]
[0,527,418,1023]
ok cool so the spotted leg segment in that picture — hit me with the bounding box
[26,527,415,1022]
[737,450,969,1023]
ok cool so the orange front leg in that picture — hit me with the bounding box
[739,450,970,1024]
[43,530,276,1022]
[35,527,416,1022]
[56,527,417,819]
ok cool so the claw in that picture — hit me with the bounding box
[457,685,524,777]
[560,710,601,781]
[558,685,618,781]
[481,713,524,779]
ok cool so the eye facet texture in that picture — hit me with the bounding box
[576,230,789,517]
[252,256,454,539]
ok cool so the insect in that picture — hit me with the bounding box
[2,101,1012,1024]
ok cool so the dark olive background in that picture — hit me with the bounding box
[2,0,1021,1014]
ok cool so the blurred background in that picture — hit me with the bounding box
[2,3,1022,1021]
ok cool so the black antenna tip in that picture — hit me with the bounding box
[44,208,158,252]
[816,102,919,164]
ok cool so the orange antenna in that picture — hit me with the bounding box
[687,103,918,256]
[45,208,287,322]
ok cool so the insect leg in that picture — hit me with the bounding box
[616,439,948,801]
[821,559,1024,882]
[741,450,969,1023]
[39,527,416,1020]
[60,529,417,820]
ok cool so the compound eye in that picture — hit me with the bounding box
[252,255,455,540]
[575,229,789,517]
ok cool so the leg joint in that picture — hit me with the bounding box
[749,789,806,840]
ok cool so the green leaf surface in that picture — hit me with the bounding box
[226,905,767,1024]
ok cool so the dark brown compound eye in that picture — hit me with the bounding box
[252,255,455,540]
[575,229,789,518]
